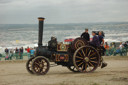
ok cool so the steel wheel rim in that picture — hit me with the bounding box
[26,57,35,74]
[73,46,100,73]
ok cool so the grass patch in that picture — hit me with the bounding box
[91,82,100,85]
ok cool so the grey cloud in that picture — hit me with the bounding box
[0,0,128,24]
[0,0,14,3]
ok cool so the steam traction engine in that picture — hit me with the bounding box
[26,17,103,75]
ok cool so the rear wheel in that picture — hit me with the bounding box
[32,56,50,75]
[73,46,100,73]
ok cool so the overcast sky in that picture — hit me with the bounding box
[0,0,128,24]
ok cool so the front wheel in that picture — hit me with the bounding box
[31,56,50,75]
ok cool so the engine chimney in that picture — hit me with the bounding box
[38,17,45,47]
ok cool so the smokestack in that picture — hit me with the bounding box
[38,17,45,47]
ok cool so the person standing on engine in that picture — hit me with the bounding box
[98,31,104,46]
[90,31,100,48]
[98,31,106,55]
[90,31,107,68]
[81,29,90,41]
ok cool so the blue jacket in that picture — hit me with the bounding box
[30,50,35,55]
[90,35,100,47]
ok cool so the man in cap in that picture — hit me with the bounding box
[81,28,90,41]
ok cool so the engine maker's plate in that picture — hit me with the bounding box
[57,43,69,52]
[55,53,69,62]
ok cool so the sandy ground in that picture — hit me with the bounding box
[0,56,128,85]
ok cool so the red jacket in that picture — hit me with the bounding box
[26,48,30,53]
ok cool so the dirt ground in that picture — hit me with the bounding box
[0,56,128,85]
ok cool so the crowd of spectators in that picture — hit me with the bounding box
[2,46,35,60]
[104,41,128,56]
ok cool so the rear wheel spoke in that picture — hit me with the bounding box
[81,49,86,56]
[76,56,83,59]
[85,48,88,55]
[78,52,83,57]
[90,52,96,57]
[78,62,83,66]
[90,60,98,64]
[90,57,97,59]
[76,60,82,62]
[89,62,94,67]
[85,63,88,71]
[88,50,91,56]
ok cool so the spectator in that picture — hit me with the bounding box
[5,48,9,60]
[119,42,123,56]
[15,47,19,59]
[104,42,109,56]
[119,42,123,50]
[122,42,128,56]
[19,47,24,59]
[114,47,122,56]
[126,41,128,45]
[9,49,14,60]
[0,53,2,61]
[30,48,35,58]
[26,47,30,59]
[104,42,109,50]
[123,42,127,48]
